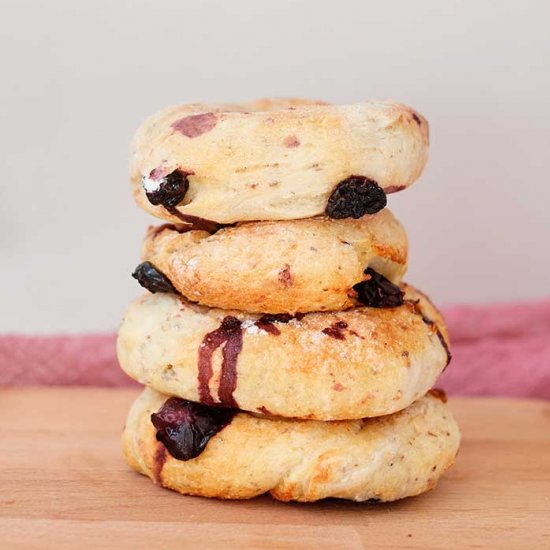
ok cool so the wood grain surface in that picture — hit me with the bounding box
[0,388,548,549]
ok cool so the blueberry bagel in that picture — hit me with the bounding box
[135,208,407,314]
[122,388,459,502]
[130,99,429,224]
[117,285,450,420]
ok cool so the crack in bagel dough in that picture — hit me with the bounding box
[130,98,429,224]
[122,388,460,502]
[116,284,450,420]
[139,209,407,314]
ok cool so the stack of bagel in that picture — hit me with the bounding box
[118,99,460,503]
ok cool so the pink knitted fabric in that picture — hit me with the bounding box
[438,298,550,397]
[1,299,549,398]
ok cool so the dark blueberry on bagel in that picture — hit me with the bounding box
[142,168,190,208]
[353,268,404,307]
[132,261,177,294]
[326,176,387,219]
[151,398,235,461]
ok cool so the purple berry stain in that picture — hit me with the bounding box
[198,316,243,408]
[322,321,349,340]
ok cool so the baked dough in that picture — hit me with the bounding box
[117,285,450,420]
[122,388,460,502]
[130,99,429,224]
[140,208,407,313]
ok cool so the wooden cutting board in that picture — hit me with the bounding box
[0,388,548,549]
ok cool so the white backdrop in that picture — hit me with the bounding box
[1,0,549,333]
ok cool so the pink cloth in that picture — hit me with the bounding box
[1,299,549,398]
[438,298,550,398]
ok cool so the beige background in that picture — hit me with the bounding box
[1,0,549,333]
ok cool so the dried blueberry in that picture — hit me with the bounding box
[132,261,177,294]
[326,176,387,219]
[353,268,404,308]
[142,169,189,208]
[151,398,235,461]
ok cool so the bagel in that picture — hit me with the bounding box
[122,388,459,502]
[117,285,450,420]
[130,99,429,224]
[136,208,407,314]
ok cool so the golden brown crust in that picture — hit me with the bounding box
[122,389,460,502]
[116,284,450,420]
[130,99,429,223]
[141,209,407,313]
